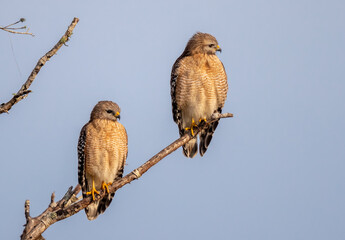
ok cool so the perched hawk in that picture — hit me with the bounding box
[171,32,228,158]
[78,101,128,220]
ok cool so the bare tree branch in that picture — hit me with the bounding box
[0,27,34,36]
[20,113,233,240]
[0,17,79,114]
[0,18,34,36]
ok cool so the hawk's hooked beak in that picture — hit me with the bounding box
[216,45,222,53]
[115,112,121,120]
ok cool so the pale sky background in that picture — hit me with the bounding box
[1,0,345,239]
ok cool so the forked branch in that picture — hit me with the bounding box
[0,18,34,36]
[21,112,233,240]
[0,17,79,114]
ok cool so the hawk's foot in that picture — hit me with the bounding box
[101,182,112,194]
[86,179,100,201]
[185,118,198,136]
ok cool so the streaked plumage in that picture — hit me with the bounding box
[171,32,228,158]
[78,101,128,220]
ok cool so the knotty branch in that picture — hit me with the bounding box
[21,112,233,240]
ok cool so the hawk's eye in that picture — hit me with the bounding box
[106,110,114,114]
[209,44,215,48]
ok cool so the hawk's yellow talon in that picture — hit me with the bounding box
[86,179,100,201]
[185,118,198,136]
[101,182,112,194]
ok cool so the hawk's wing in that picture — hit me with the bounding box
[171,55,198,158]
[171,58,183,134]
[78,123,88,198]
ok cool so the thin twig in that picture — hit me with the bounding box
[20,113,233,240]
[0,28,34,36]
[0,18,33,36]
[3,18,26,28]
[0,17,79,114]
[4,26,27,30]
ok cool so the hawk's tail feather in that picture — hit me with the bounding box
[97,192,115,214]
[182,138,198,158]
[85,192,115,221]
[199,120,219,156]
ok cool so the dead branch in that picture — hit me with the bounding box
[20,112,233,240]
[0,17,79,114]
[0,18,34,36]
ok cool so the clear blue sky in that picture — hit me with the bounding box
[1,0,345,239]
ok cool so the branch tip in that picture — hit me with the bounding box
[24,200,31,220]
[49,193,57,208]
[51,192,55,204]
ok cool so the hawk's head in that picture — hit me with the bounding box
[184,32,221,55]
[90,101,121,121]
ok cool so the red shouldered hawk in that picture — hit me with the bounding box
[171,32,228,158]
[78,101,128,220]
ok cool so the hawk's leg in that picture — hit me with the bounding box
[199,118,208,124]
[185,118,198,136]
[101,182,112,194]
[199,117,210,127]
[86,179,100,201]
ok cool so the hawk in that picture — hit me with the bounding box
[171,32,228,158]
[78,101,128,220]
